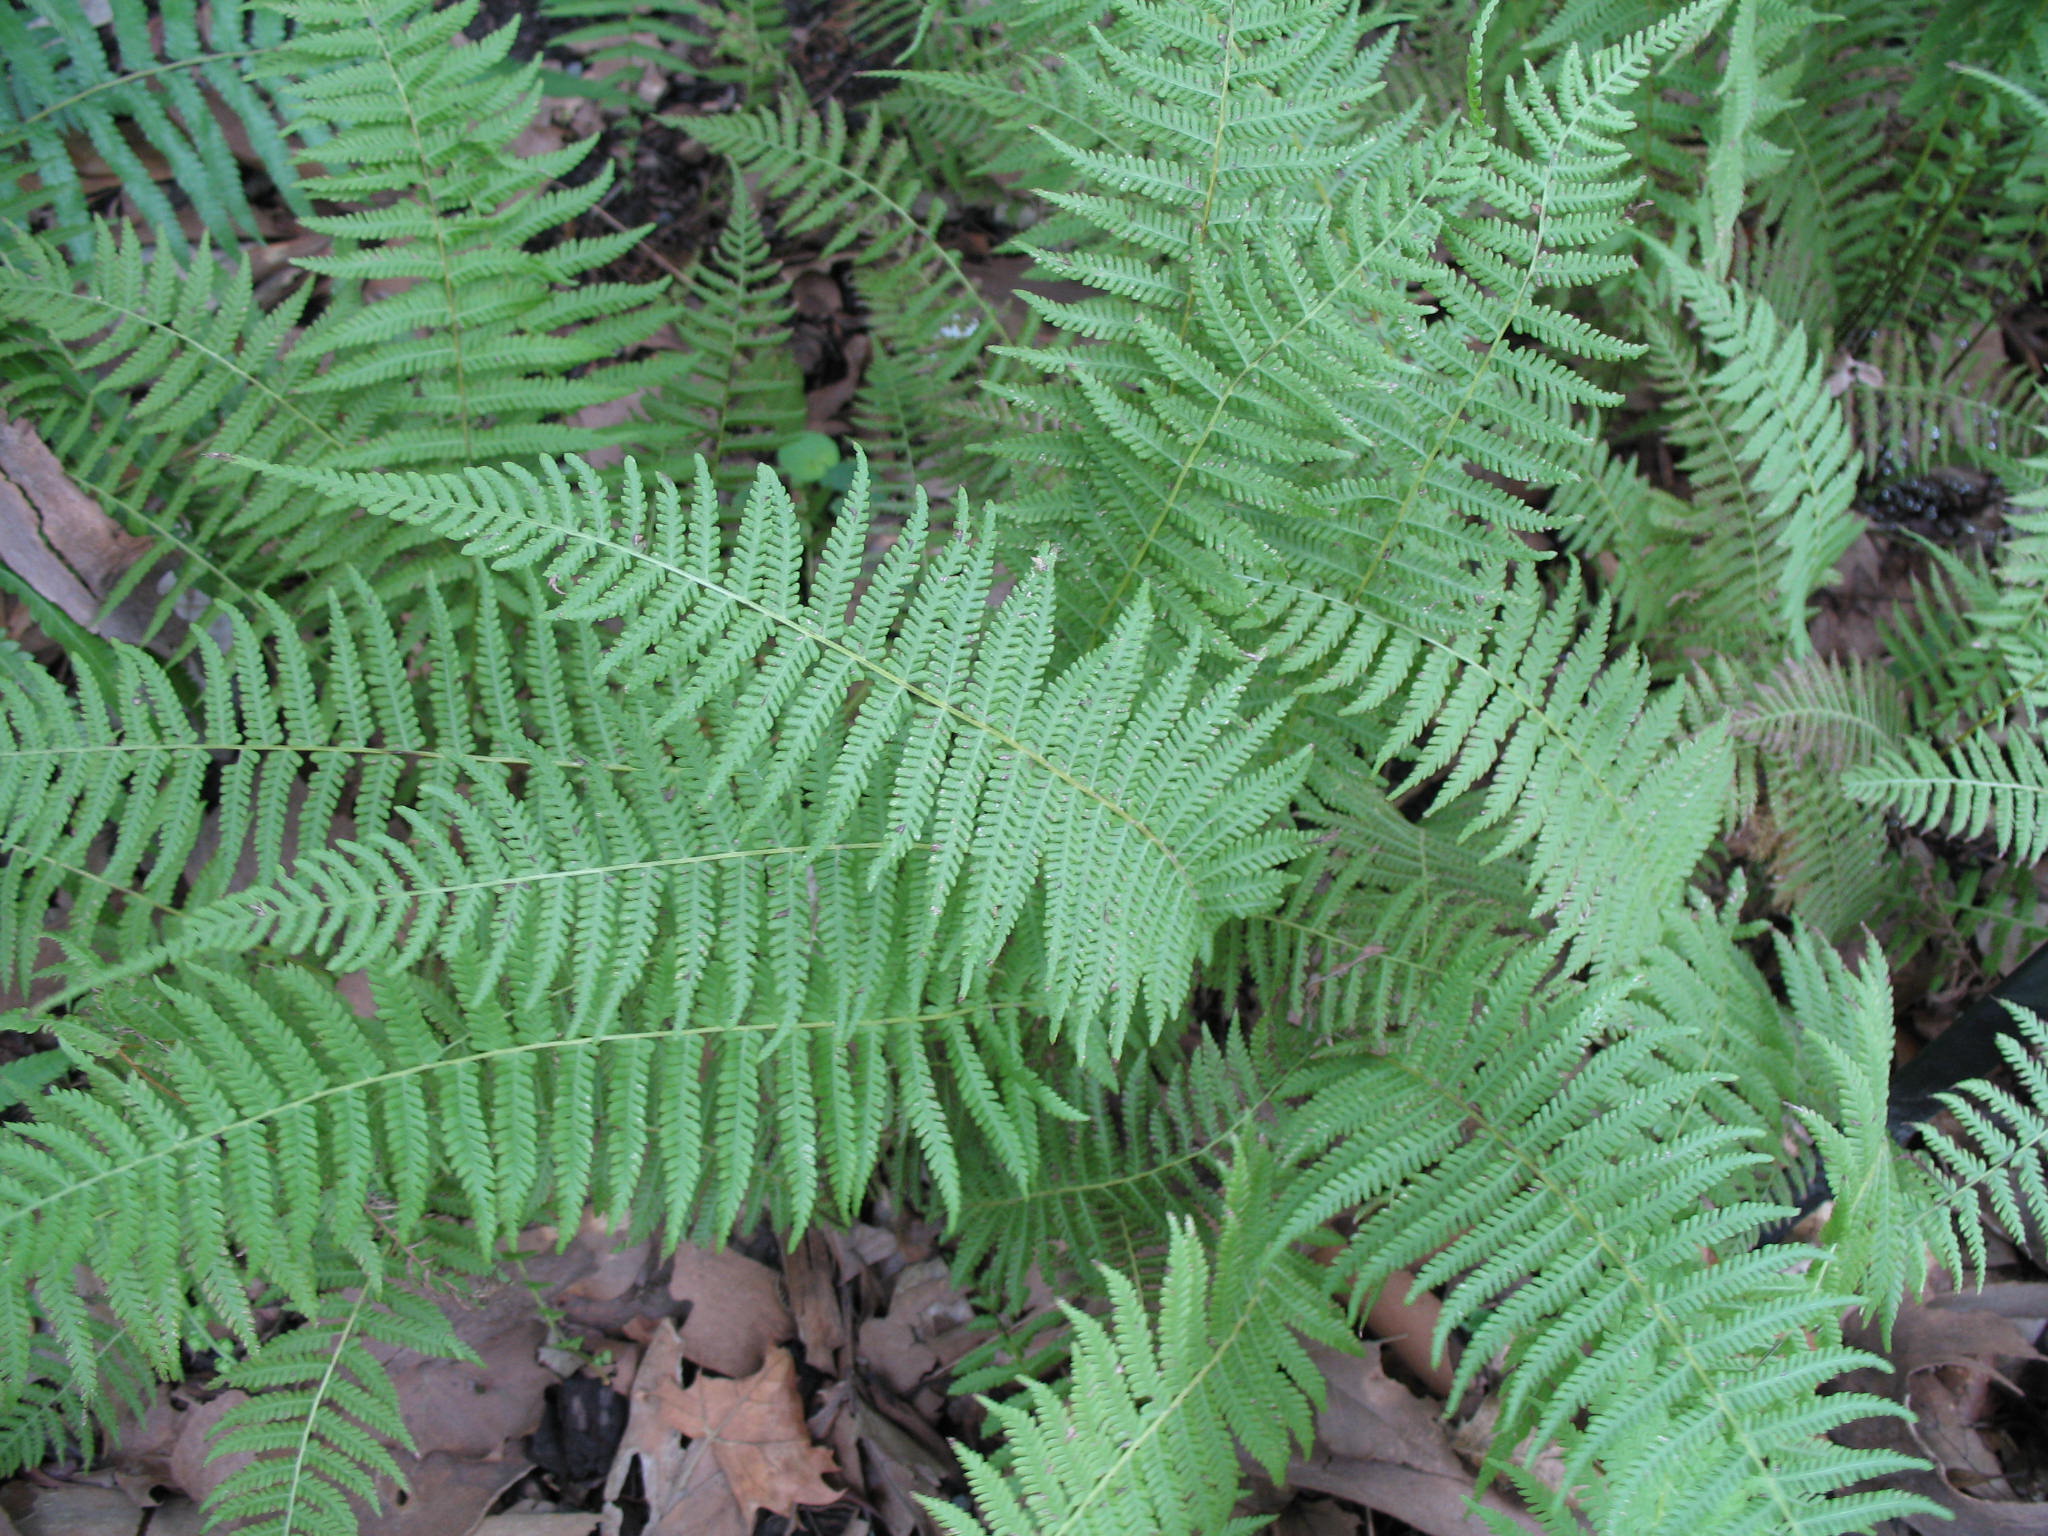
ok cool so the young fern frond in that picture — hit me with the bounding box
[936,1168,1349,1536]
[204,1281,470,1536]
[642,171,806,488]
[688,98,1011,502]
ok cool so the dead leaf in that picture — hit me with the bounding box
[667,1244,793,1377]
[167,1394,254,1512]
[838,1379,956,1536]
[358,1452,528,1536]
[1283,1344,1541,1536]
[376,1290,553,1461]
[602,1321,695,1536]
[858,1257,977,1398]
[785,1227,849,1373]
[0,1481,135,1536]
[0,417,151,638]
[667,1347,842,1527]
[560,1216,654,1305]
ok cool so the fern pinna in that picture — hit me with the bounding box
[4,0,2048,1533]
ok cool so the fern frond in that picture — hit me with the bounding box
[1366,568,1732,973]
[204,1281,470,1536]
[937,1167,1347,1536]
[1731,655,1906,770]
[950,1023,1311,1312]
[1966,485,2048,723]
[689,97,1010,503]
[230,452,1307,1052]
[1641,255,1863,655]
[1286,951,1930,1532]
[0,575,491,995]
[983,0,1713,657]
[1219,766,1538,1044]
[1,0,681,633]
[1777,933,1961,1326]
[1845,731,2048,865]
[0,0,305,257]
[642,170,806,488]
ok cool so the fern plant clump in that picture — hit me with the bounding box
[3,0,2048,1531]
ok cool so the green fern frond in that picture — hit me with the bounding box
[1286,950,1930,1532]
[1778,933,1962,1326]
[204,1281,470,1536]
[642,170,806,487]
[936,1168,1347,1536]
[1641,256,1863,655]
[1916,1005,2048,1284]
[0,0,305,257]
[1965,484,2048,723]
[1365,569,1732,973]
[950,1023,1309,1312]
[688,98,1010,502]
[0,0,681,624]
[272,0,681,470]
[1845,731,2048,865]
[0,574,502,995]
[540,0,789,101]
[1732,655,1907,770]
[1220,766,1538,1043]
[981,0,1709,655]
[232,451,1307,1051]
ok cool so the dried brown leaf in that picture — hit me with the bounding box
[666,1245,793,1378]
[667,1348,842,1526]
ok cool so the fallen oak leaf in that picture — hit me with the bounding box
[669,1347,842,1527]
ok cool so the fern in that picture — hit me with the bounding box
[1846,732,2048,866]
[1282,938,1934,1531]
[0,0,305,256]
[8,2,2048,1533]
[938,1170,1347,1536]
[203,1280,470,1536]
[979,0,1708,655]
